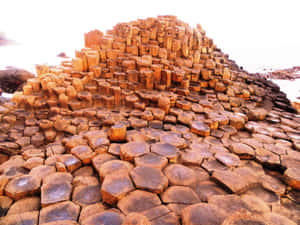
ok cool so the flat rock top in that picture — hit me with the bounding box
[0,15,300,225]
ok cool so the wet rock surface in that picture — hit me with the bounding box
[0,15,300,224]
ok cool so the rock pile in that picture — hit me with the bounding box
[0,15,299,225]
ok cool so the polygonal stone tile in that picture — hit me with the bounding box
[71,145,96,164]
[79,203,106,223]
[120,141,150,162]
[284,167,300,190]
[202,159,227,173]
[141,205,170,221]
[73,166,95,177]
[58,154,81,172]
[160,133,187,149]
[161,186,199,204]
[117,190,161,215]
[92,153,116,174]
[215,152,240,167]
[108,123,127,142]
[7,196,40,215]
[99,160,133,179]
[180,150,203,166]
[190,121,210,136]
[260,174,286,196]
[0,211,39,225]
[0,175,8,195]
[43,172,73,185]
[72,176,99,187]
[134,153,168,169]
[130,166,168,194]
[41,180,72,207]
[240,194,270,214]
[101,173,134,205]
[5,175,40,200]
[229,143,255,159]
[208,195,250,216]
[122,212,151,225]
[151,143,179,162]
[181,203,226,225]
[72,185,101,207]
[81,210,124,225]
[167,203,188,216]
[193,180,228,202]
[212,169,257,194]
[221,211,268,225]
[41,221,79,225]
[164,164,196,186]
[39,201,80,224]
[255,148,281,167]
[151,212,179,225]
[245,186,280,204]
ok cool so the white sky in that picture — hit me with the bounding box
[0,0,300,72]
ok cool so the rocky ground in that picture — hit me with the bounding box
[258,66,300,80]
[0,16,299,225]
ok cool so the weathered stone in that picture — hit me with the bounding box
[71,145,96,164]
[108,123,127,142]
[181,203,226,225]
[72,185,101,207]
[7,196,40,215]
[130,166,168,194]
[120,141,150,162]
[39,201,80,224]
[229,142,255,159]
[160,133,187,149]
[190,121,210,136]
[193,180,227,202]
[151,143,179,162]
[134,153,168,169]
[0,211,39,225]
[180,150,203,166]
[284,167,300,190]
[161,186,199,204]
[81,210,124,225]
[0,196,13,217]
[99,160,133,179]
[101,173,134,205]
[215,152,240,167]
[5,175,40,200]
[117,190,161,215]
[221,211,269,225]
[79,203,106,223]
[164,164,196,186]
[58,154,81,172]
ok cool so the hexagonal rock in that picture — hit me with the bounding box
[260,174,286,196]
[130,166,168,194]
[134,153,168,169]
[151,143,179,162]
[73,176,99,187]
[161,186,199,204]
[247,108,268,121]
[151,212,179,225]
[0,175,8,195]
[79,203,106,223]
[0,211,39,225]
[72,185,101,207]
[120,141,150,162]
[117,190,161,215]
[7,196,40,215]
[108,123,127,142]
[58,154,82,172]
[81,210,124,225]
[181,203,226,225]
[39,201,80,224]
[92,153,116,174]
[284,167,300,190]
[240,195,270,214]
[141,205,171,221]
[228,143,255,159]
[41,180,72,207]
[5,175,40,200]
[101,173,134,205]
[99,160,134,179]
[221,211,268,225]
[122,213,151,225]
[29,165,56,182]
[180,150,203,166]
[164,164,196,186]
[71,145,96,164]
[160,133,187,149]
[208,195,251,216]
[193,180,228,202]
[215,152,240,167]
[190,121,210,136]
[212,169,258,194]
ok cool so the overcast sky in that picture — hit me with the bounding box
[0,0,299,72]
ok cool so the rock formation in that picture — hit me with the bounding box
[0,15,299,225]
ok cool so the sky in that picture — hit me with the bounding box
[0,0,299,72]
